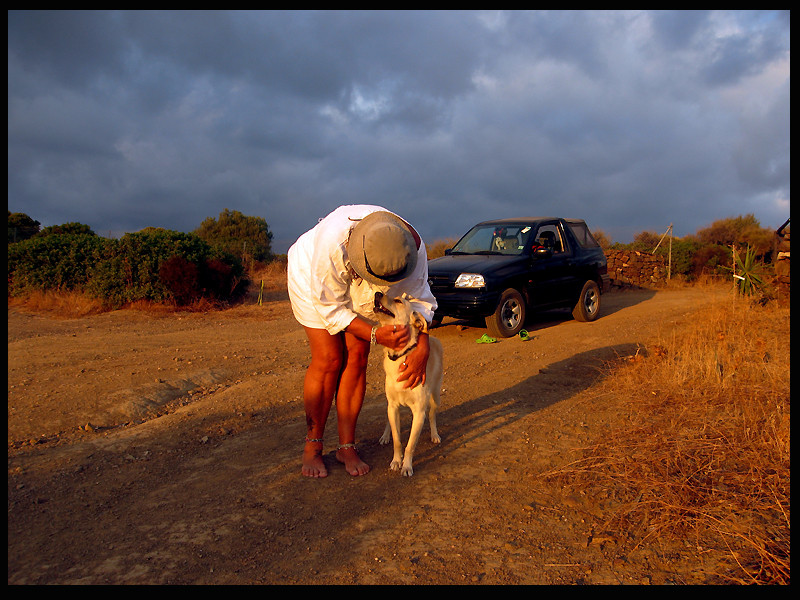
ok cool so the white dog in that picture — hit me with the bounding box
[374,292,444,476]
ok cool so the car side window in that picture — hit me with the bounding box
[534,224,567,254]
[567,221,600,248]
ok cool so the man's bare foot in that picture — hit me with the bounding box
[302,441,328,478]
[336,444,370,476]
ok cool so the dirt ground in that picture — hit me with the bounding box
[8,285,729,585]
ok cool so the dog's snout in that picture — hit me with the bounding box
[374,291,395,317]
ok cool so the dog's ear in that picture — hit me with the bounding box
[412,312,429,333]
[401,292,421,304]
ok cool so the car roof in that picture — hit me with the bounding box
[473,217,586,226]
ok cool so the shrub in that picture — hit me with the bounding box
[159,255,201,305]
[36,222,96,237]
[8,228,246,308]
[690,244,730,278]
[8,211,40,243]
[8,233,106,294]
[200,257,245,300]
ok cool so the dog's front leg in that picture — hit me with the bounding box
[401,403,429,476]
[386,402,404,472]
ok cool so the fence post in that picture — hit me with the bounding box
[652,224,673,280]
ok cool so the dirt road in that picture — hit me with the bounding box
[8,286,725,584]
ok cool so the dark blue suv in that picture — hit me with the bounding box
[427,217,610,337]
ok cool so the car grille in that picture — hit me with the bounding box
[428,274,452,292]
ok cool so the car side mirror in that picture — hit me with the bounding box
[533,247,552,258]
[444,248,452,256]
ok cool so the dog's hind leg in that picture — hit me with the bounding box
[427,341,444,445]
[428,393,441,444]
[379,421,392,445]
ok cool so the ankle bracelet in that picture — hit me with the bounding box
[305,437,324,444]
[337,443,357,450]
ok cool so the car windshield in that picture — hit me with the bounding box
[450,224,533,256]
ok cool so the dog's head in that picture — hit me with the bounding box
[374,292,429,358]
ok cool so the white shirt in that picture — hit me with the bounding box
[287,205,437,334]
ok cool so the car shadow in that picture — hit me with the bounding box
[432,287,659,334]
[598,287,658,318]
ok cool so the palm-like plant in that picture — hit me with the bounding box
[729,245,765,297]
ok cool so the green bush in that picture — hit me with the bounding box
[8,229,246,308]
[36,222,96,237]
[8,211,40,243]
[8,233,106,293]
[194,209,273,263]
[651,237,703,280]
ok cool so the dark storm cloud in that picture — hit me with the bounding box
[8,10,790,252]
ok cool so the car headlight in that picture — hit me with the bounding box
[454,273,485,288]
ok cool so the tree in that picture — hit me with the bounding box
[8,211,40,243]
[631,230,662,252]
[194,209,273,263]
[695,214,773,257]
[37,222,96,237]
[591,229,612,249]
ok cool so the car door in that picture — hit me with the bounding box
[525,221,578,308]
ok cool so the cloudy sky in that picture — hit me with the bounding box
[8,10,790,253]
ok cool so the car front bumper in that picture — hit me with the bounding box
[431,288,500,320]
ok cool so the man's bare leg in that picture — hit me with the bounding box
[300,327,344,478]
[334,331,371,476]
[302,439,326,478]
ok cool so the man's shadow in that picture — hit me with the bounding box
[361,342,641,472]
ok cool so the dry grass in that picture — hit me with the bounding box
[244,258,288,305]
[7,289,109,318]
[547,293,790,584]
[427,238,459,259]
[249,256,287,283]
[8,258,291,318]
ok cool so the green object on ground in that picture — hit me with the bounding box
[476,333,498,344]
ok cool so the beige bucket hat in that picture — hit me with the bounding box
[348,211,417,286]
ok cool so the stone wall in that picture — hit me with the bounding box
[774,222,790,295]
[605,249,667,288]
[605,224,790,293]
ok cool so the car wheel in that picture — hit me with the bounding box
[485,288,526,337]
[572,280,601,322]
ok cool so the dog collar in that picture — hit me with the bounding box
[387,342,417,361]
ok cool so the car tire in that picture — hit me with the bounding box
[485,288,526,337]
[572,280,601,322]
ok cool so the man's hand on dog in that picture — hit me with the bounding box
[396,333,429,389]
[376,324,411,351]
